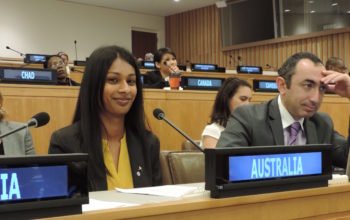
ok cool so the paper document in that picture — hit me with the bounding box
[82,198,138,212]
[116,185,203,198]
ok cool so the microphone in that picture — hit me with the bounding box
[74,40,78,61]
[6,46,25,57]
[163,61,179,74]
[153,108,204,152]
[0,112,50,139]
[70,67,84,73]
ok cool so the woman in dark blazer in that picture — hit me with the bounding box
[49,46,162,191]
[143,47,181,88]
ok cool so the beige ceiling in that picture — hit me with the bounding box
[61,0,219,16]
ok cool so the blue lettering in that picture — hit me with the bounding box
[249,156,305,179]
[1,173,21,201]
[21,71,35,80]
[297,157,303,174]
[1,174,8,200]
[270,158,275,177]
[197,80,212,87]
[264,158,270,177]
[276,158,282,176]
[9,173,20,199]
[258,159,264,178]
[251,159,258,179]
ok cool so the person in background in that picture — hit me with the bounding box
[0,91,35,155]
[143,47,181,88]
[49,45,162,191]
[325,57,348,74]
[216,52,349,169]
[44,55,80,86]
[200,77,252,148]
[57,52,69,66]
[57,52,72,80]
[144,52,154,62]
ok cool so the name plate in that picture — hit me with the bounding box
[0,166,68,202]
[141,61,155,69]
[237,65,262,74]
[191,63,218,72]
[205,145,332,198]
[0,154,88,219]
[0,67,57,84]
[229,152,321,182]
[181,76,224,90]
[253,80,278,92]
[24,54,48,64]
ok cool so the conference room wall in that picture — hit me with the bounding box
[0,0,165,59]
[165,5,350,70]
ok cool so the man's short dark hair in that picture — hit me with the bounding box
[278,52,323,88]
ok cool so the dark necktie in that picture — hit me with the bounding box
[288,122,301,146]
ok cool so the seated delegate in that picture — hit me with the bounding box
[217,52,349,168]
[143,47,181,88]
[0,91,35,155]
[49,45,162,191]
[200,77,252,148]
[44,55,80,86]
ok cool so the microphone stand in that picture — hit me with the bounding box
[6,46,25,57]
[160,115,204,153]
[0,125,27,139]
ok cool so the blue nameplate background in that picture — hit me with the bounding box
[259,81,277,90]
[4,69,54,81]
[193,64,216,71]
[187,78,222,88]
[0,165,68,202]
[229,152,322,182]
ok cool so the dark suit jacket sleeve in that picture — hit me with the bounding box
[216,106,253,148]
[150,135,162,186]
[332,131,349,168]
[49,130,66,154]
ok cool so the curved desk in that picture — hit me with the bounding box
[45,183,350,220]
[0,84,349,154]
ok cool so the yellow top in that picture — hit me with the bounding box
[102,133,134,190]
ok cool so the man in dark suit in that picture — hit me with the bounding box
[216,52,349,168]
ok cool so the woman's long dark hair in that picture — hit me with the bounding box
[73,45,147,184]
[210,77,251,127]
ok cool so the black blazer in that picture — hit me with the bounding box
[143,70,169,88]
[217,97,349,168]
[49,122,162,191]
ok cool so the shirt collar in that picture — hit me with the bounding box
[278,95,304,131]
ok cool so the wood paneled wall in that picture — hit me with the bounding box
[165,6,350,70]
[165,5,224,66]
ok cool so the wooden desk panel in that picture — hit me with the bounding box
[46,184,350,220]
[0,84,349,154]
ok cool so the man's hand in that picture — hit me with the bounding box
[321,70,350,99]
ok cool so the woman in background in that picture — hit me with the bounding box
[0,92,35,155]
[143,47,181,88]
[200,77,252,148]
[49,46,162,191]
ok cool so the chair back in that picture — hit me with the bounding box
[159,151,173,185]
[167,151,204,184]
[182,140,201,151]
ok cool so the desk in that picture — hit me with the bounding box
[46,183,350,219]
[0,60,276,85]
[0,84,349,154]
